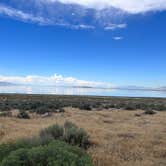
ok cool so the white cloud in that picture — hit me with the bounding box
[74,24,95,29]
[50,0,166,13]
[104,23,127,30]
[64,24,95,30]
[0,74,111,87]
[113,36,124,40]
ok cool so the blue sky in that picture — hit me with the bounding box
[0,0,166,87]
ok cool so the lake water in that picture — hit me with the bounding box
[0,85,166,98]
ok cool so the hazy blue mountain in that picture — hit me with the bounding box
[0,82,17,86]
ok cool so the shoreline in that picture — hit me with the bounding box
[0,93,166,99]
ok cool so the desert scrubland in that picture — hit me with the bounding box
[0,94,166,166]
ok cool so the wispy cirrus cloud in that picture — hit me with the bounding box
[0,5,49,24]
[0,0,166,30]
[0,4,95,29]
[0,0,126,30]
[0,74,111,87]
[104,23,127,31]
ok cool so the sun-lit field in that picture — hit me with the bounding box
[0,106,166,166]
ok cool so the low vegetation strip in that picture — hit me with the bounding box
[0,94,166,113]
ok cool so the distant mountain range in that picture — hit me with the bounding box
[0,81,166,91]
[0,82,17,86]
[114,86,166,91]
[156,87,166,91]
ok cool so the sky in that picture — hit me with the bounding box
[0,0,166,87]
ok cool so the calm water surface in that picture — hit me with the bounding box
[0,85,166,98]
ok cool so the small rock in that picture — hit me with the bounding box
[41,112,52,118]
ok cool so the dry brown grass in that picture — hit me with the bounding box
[0,108,166,166]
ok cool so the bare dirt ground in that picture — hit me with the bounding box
[0,108,166,166]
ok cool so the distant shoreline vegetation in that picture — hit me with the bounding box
[0,94,166,114]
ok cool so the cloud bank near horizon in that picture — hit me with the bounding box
[0,74,111,87]
[0,1,165,30]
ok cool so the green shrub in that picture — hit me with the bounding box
[64,122,90,149]
[58,108,65,113]
[35,107,48,114]
[0,135,57,163]
[1,141,94,166]
[40,124,64,140]
[17,110,30,119]
[64,121,77,129]
[79,104,92,111]
[124,105,136,110]
[144,110,156,115]
[0,137,42,162]
[155,104,166,111]
[0,141,29,162]
[40,122,91,149]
